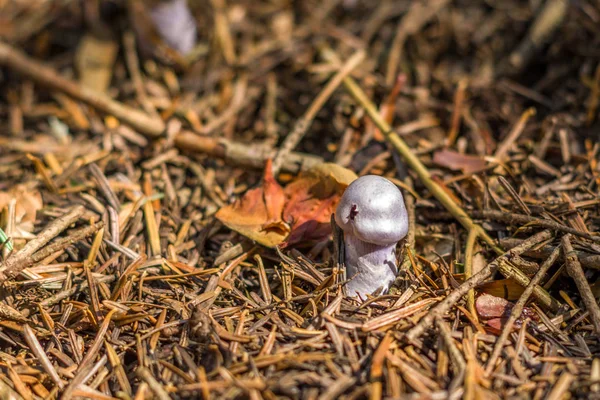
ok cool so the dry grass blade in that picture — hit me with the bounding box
[22,325,64,389]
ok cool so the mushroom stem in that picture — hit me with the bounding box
[343,232,398,297]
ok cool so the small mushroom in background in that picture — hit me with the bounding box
[335,175,408,298]
[149,0,197,55]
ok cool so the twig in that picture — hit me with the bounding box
[385,0,450,85]
[29,222,105,265]
[0,303,27,323]
[326,49,501,253]
[546,371,574,400]
[78,309,116,369]
[61,356,108,400]
[89,163,120,211]
[501,0,568,76]
[0,206,85,282]
[464,228,479,322]
[174,132,323,173]
[494,107,536,161]
[405,230,553,343]
[0,40,165,137]
[496,258,560,311]
[485,245,561,375]
[210,0,237,64]
[199,76,256,135]
[137,366,172,400]
[446,78,468,146]
[499,237,600,270]
[562,234,600,333]
[435,317,466,374]
[123,30,156,116]
[36,274,115,309]
[271,49,365,174]
[473,210,600,243]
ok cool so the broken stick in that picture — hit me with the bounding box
[562,234,600,333]
[0,40,165,137]
[0,206,86,282]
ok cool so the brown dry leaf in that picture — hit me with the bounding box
[433,148,486,173]
[478,279,525,301]
[0,184,42,224]
[0,183,43,239]
[75,34,118,93]
[215,160,289,247]
[476,293,537,334]
[475,293,513,319]
[216,162,357,248]
[282,163,357,247]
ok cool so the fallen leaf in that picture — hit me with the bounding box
[484,317,506,334]
[478,279,525,301]
[75,34,118,93]
[0,183,43,244]
[476,294,513,319]
[476,293,537,334]
[433,149,486,173]
[215,161,357,248]
[215,160,289,247]
[282,163,357,247]
[0,184,42,225]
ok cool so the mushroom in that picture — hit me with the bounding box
[150,0,197,55]
[335,175,408,298]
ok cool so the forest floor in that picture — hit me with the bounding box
[0,0,599,399]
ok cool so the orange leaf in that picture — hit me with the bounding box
[0,184,42,223]
[215,160,289,248]
[282,163,356,247]
[216,162,357,248]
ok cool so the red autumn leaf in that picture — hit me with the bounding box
[484,317,505,334]
[282,163,356,247]
[215,159,289,247]
[484,316,531,335]
[433,148,486,173]
[282,186,337,247]
[476,294,514,319]
[215,161,357,248]
[476,294,537,335]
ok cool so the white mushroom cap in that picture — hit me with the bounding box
[335,175,408,246]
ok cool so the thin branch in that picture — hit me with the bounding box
[485,244,561,375]
[562,234,600,333]
[271,49,365,174]
[0,40,165,137]
[405,230,554,343]
[0,206,86,282]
